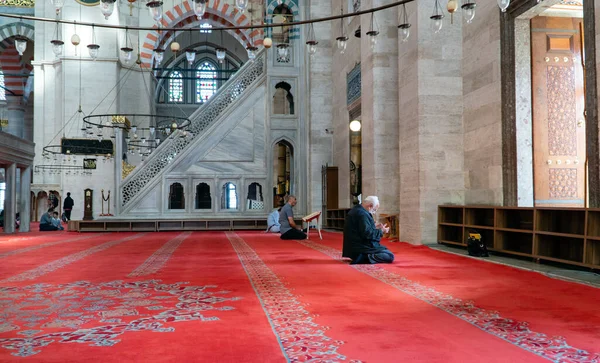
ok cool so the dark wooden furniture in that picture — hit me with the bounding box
[438,205,600,269]
[325,208,350,230]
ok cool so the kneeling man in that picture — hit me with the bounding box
[342,196,394,264]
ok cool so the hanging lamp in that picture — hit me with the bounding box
[50,21,63,58]
[121,28,134,64]
[87,25,100,60]
[430,0,445,34]
[216,30,226,63]
[236,0,248,13]
[336,6,348,54]
[366,12,379,50]
[100,0,117,19]
[306,23,318,56]
[14,21,27,56]
[50,0,65,15]
[192,0,208,19]
[146,1,164,23]
[461,0,476,24]
[153,47,165,65]
[498,0,510,12]
[398,3,411,43]
[186,30,196,65]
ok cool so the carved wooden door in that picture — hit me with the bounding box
[532,16,586,207]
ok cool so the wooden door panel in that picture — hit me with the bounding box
[532,16,585,207]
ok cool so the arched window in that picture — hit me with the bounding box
[195,183,212,209]
[272,5,294,43]
[168,182,185,209]
[0,71,5,101]
[168,71,184,103]
[247,182,264,210]
[221,182,238,210]
[196,61,218,103]
[273,82,294,115]
[273,141,293,208]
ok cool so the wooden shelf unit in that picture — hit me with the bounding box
[325,208,351,230]
[438,205,599,269]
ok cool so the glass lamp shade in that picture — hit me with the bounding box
[121,47,133,63]
[366,30,378,50]
[147,1,164,22]
[51,39,64,57]
[87,44,100,60]
[398,24,411,42]
[193,0,207,19]
[71,34,80,46]
[215,47,226,63]
[149,127,156,135]
[462,2,476,23]
[170,42,180,52]
[235,0,247,12]
[498,0,510,12]
[100,0,116,19]
[153,48,165,65]
[263,37,273,49]
[171,122,178,129]
[276,43,289,58]
[51,0,65,11]
[186,50,196,65]
[14,36,27,56]
[246,46,258,60]
[155,138,161,145]
[306,40,318,56]
[336,36,348,54]
[430,15,444,33]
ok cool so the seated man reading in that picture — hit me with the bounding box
[279,195,307,240]
[267,208,281,233]
[40,208,60,231]
[342,196,394,264]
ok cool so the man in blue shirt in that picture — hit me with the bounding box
[279,195,307,240]
[342,196,394,264]
[267,208,281,233]
[39,208,60,231]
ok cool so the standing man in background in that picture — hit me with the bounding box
[63,192,74,221]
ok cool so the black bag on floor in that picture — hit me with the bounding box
[467,231,489,257]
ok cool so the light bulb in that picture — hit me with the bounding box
[497,0,510,12]
[349,120,361,132]
[263,37,273,49]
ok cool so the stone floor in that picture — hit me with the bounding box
[429,244,600,289]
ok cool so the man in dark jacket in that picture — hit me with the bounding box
[342,196,394,264]
[63,192,74,221]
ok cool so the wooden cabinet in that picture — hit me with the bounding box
[325,208,350,230]
[438,205,600,269]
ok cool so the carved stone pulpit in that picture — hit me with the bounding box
[83,189,94,220]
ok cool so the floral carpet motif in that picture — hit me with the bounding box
[296,239,600,363]
[128,232,191,277]
[0,280,241,357]
[226,233,360,363]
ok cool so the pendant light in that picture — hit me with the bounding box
[216,30,226,63]
[276,23,289,59]
[154,48,164,65]
[246,6,257,60]
[430,0,444,34]
[185,30,196,65]
[236,0,248,13]
[192,0,207,19]
[14,22,27,56]
[100,0,117,19]
[498,0,510,12]
[146,1,164,23]
[365,13,379,51]
[461,0,476,24]
[121,28,134,64]
[87,25,100,60]
[398,3,411,43]
[50,21,63,58]
[50,0,65,14]
[306,23,318,57]
[335,6,348,54]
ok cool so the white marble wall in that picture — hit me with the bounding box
[462,0,503,205]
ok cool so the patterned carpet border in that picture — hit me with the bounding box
[1,233,147,284]
[0,234,103,260]
[295,239,600,363]
[226,232,360,363]
[128,232,191,277]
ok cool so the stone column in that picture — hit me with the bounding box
[19,166,32,232]
[4,163,17,233]
[114,128,123,215]
[5,95,25,139]
[360,0,399,215]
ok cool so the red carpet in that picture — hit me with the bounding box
[0,230,598,362]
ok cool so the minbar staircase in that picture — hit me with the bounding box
[119,50,267,213]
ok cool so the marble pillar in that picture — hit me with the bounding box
[360,0,399,216]
[19,166,31,232]
[4,163,17,233]
[5,96,25,139]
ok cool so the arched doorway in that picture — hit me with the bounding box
[272,140,293,208]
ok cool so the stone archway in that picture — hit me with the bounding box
[140,3,260,68]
